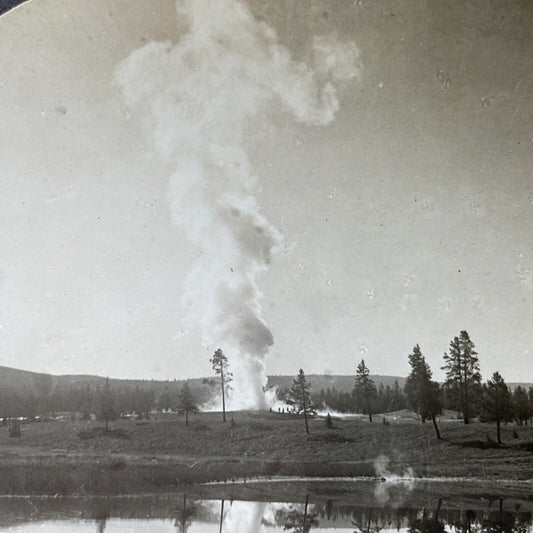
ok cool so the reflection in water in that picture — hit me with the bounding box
[283,495,319,533]
[94,508,109,533]
[222,499,267,533]
[95,516,107,533]
[484,501,519,533]
[353,509,382,533]
[1,489,532,533]
[407,498,445,533]
[173,494,197,533]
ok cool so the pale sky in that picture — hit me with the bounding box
[1,0,532,383]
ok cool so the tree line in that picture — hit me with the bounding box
[282,330,533,441]
[2,332,531,443]
[0,349,231,429]
[0,375,200,426]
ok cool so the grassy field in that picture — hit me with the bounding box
[0,410,532,494]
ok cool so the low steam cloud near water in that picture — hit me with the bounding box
[114,0,361,409]
[374,455,415,506]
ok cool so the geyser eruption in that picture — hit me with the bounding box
[115,0,361,409]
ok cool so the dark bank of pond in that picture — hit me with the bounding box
[0,480,532,532]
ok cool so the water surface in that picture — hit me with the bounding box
[1,480,532,532]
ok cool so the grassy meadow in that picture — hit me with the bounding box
[0,410,532,494]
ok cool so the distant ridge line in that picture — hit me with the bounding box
[0,365,531,392]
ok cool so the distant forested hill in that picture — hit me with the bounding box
[0,365,530,399]
[266,374,406,393]
[0,366,408,403]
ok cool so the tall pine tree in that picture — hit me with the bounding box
[482,371,512,445]
[210,348,232,422]
[404,344,442,439]
[287,369,315,434]
[442,331,481,424]
[404,344,426,417]
[353,360,377,422]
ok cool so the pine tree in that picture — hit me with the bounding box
[353,360,377,422]
[442,331,481,424]
[287,369,315,434]
[177,382,199,426]
[404,344,426,418]
[210,348,232,422]
[482,371,512,444]
[405,344,442,439]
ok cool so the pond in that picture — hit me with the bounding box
[0,480,532,532]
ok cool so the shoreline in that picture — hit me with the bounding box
[1,411,532,494]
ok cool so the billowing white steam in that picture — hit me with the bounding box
[115,0,361,409]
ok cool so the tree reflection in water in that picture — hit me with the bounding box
[172,493,197,533]
[353,509,383,533]
[346,497,532,533]
[2,488,531,533]
[408,498,445,533]
[284,494,319,533]
[219,499,224,533]
[211,495,531,533]
[483,499,529,533]
[93,508,109,533]
[95,517,107,533]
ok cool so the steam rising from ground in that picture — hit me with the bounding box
[115,0,360,409]
[374,455,415,506]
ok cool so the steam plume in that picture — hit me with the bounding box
[374,455,415,506]
[114,0,361,409]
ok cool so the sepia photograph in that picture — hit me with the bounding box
[0,0,532,531]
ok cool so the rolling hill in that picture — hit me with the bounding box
[0,365,530,398]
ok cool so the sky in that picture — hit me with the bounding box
[0,0,532,385]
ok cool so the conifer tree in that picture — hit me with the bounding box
[177,382,199,426]
[442,331,481,424]
[210,348,232,422]
[353,360,377,422]
[405,344,442,438]
[482,371,512,445]
[404,344,426,417]
[287,368,315,434]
